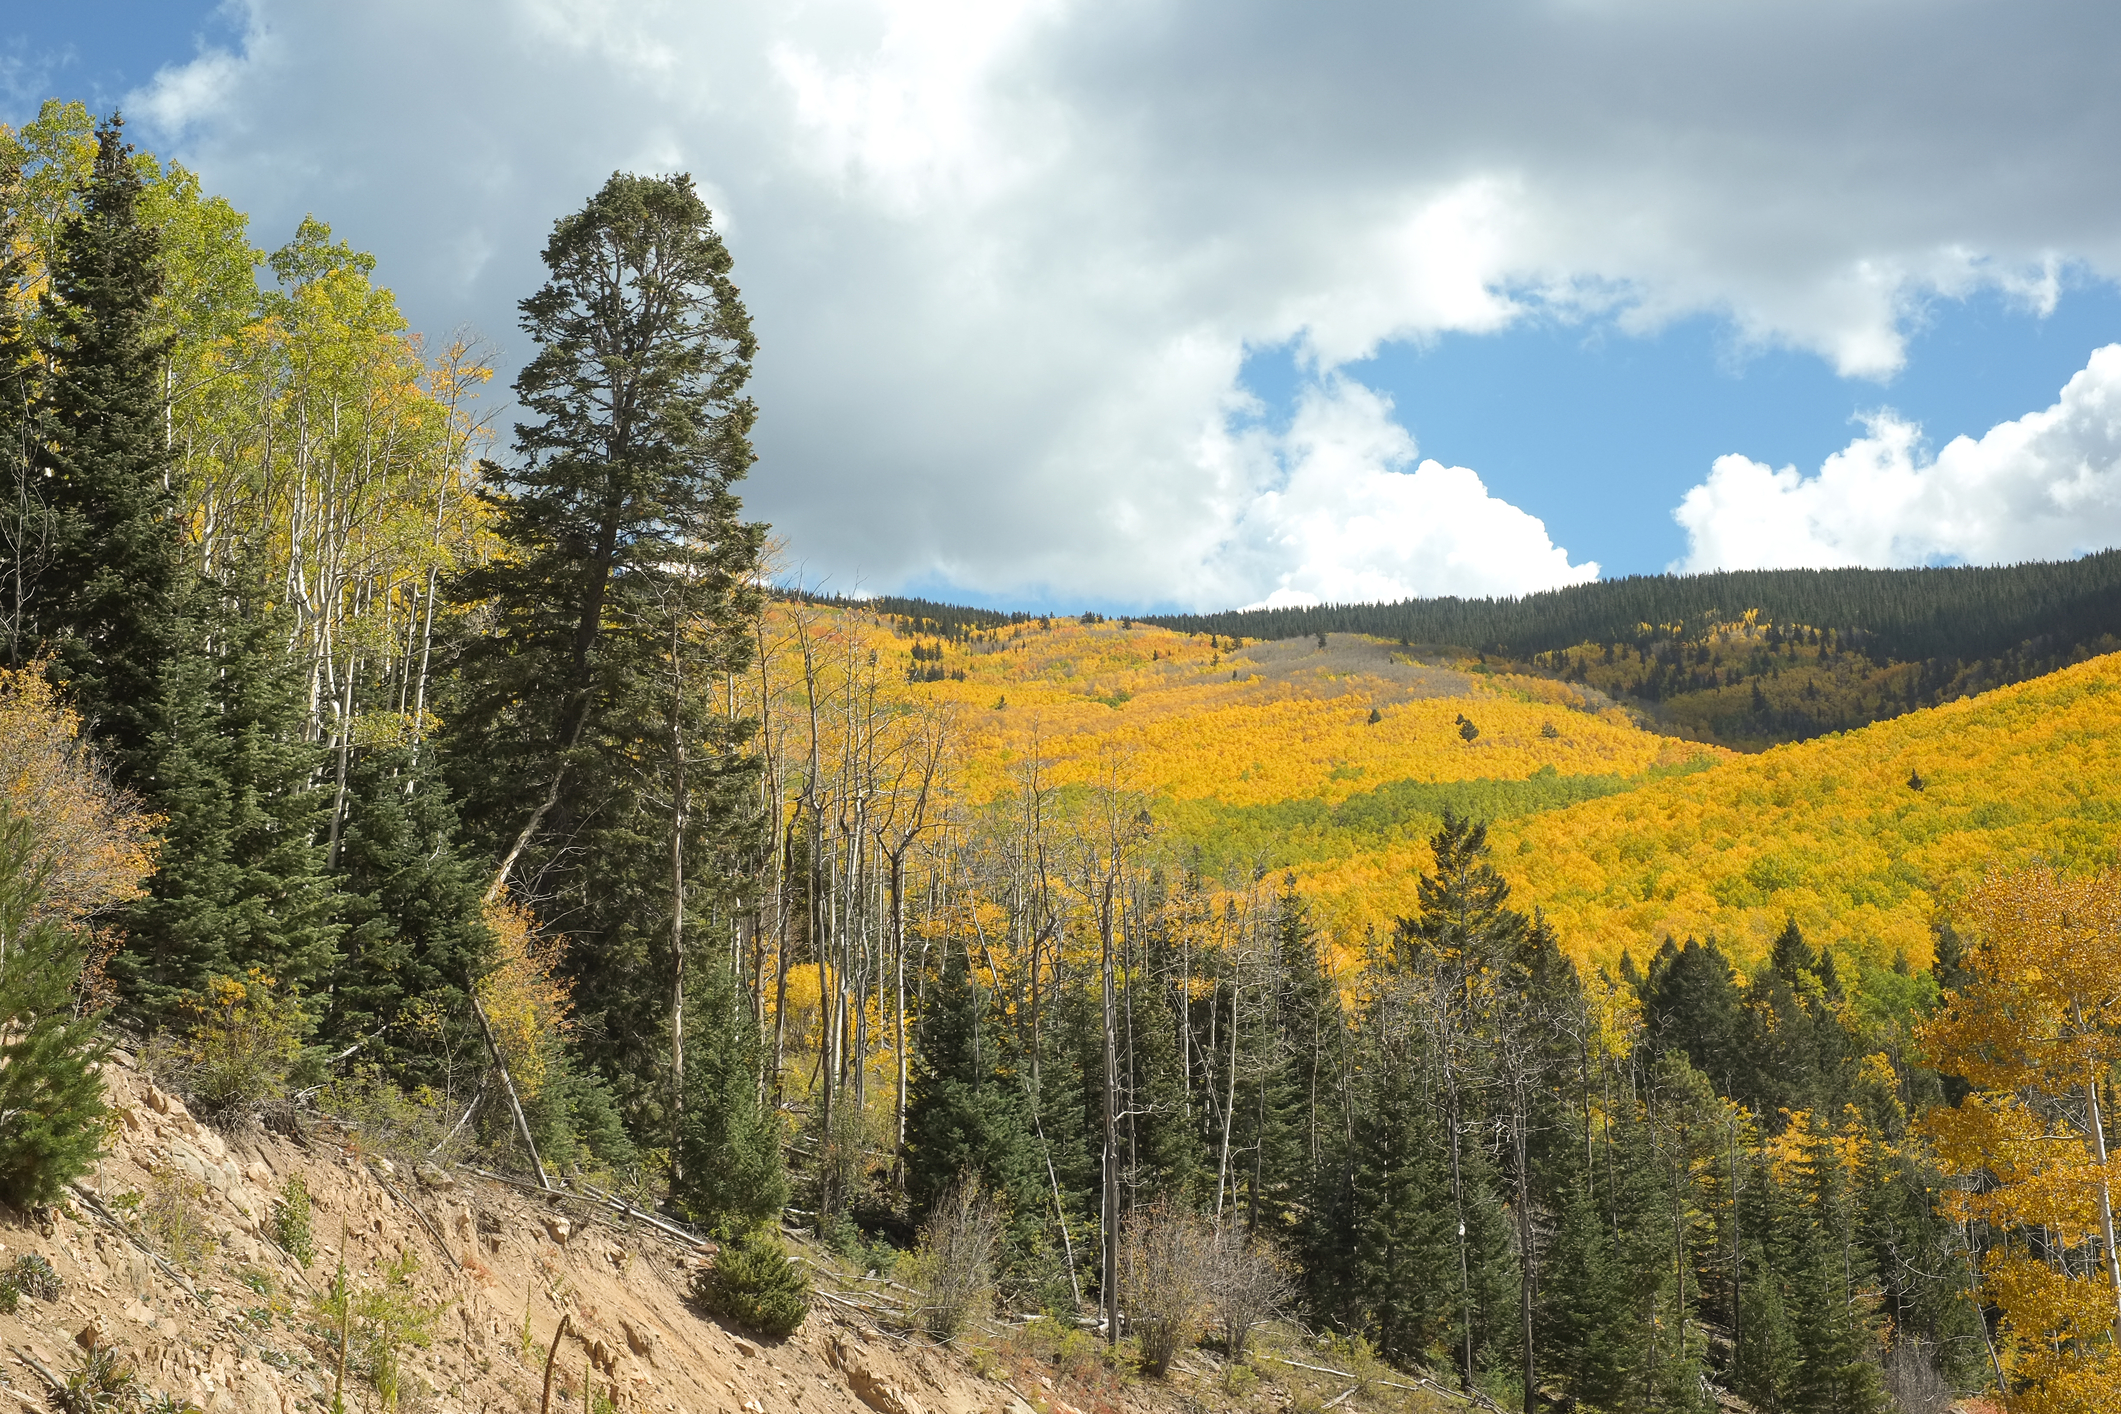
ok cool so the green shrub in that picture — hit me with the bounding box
[309,1248,443,1414]
[181,972,304,1112]
[9,1252,61,1301]
[142,1169,217,1270]
[691,1232,809,1339]
[270,1175,315,1267]
[50,1343,135,1414]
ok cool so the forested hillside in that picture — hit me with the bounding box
[8,97,2121,1414]
[1146,560,2121,746]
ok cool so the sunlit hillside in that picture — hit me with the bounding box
[811,607,1719,801]
[1297,649,2121,979]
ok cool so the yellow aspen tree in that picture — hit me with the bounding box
[1920,864,2121,1413]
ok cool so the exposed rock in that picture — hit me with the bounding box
[620,1317,661,1366]
[543,1215,573,1245]
[831,1337,928,1414]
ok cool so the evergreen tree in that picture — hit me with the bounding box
[1743,919,1853,1123]
[674,955,788,1232]
[1121,963,1202,1203]
[36,114,179,785]
[904,947,1046,1254]
[324,742,494,1076]
[114,576,339,1021]
[1640,935,1754,1098]
[0,806,109,1208]
[1536,1139,1633,1410]
[1333,1030,1457,1364]
[447,170,766,1131]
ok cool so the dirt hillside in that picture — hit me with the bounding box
[4,1054,1426,1414]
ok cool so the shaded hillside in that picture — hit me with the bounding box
[1145,554,2121,663]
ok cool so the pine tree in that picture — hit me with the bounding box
[904,947,1046,1254]
[1335,1031,1456,1364]
[674,954,788,1232]
[447,170,766,1130]
[0,806,109,1208]
[35,114,179,785]
[1640,935,1754,1099]
[1536,1140,1632,1410]
[114,576,338,1021]
[325,742,493,1076]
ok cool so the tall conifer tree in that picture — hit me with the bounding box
[36,114,178,782]
[448,171,765,1128]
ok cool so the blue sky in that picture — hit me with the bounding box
[1239,281,2121,577]
[12,2,2121,607]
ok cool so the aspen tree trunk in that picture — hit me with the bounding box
[891,850,908,1185]
[1442,1038,1474,1388]
[668,722,687,1160]
[2088,1071,2121,1344]
[1514,1071,1536,1414]
[1101,863,1121,1345]
[325,651,357,867]
[1215,977,1240,1218]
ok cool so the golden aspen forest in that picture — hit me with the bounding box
[14,93,2121,1414]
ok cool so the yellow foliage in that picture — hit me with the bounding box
[1303,652,2121,976]
[478,895,571,1101]
[0,660,156,937]
[1920,865,2121,1410]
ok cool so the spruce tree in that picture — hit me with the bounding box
[36,114,179,784]
[325,742,493,1076]
[1536,1142,1632,1410]
[0,806,109,1208]
[673,955,789,1232]
[115,576,338,1021]
[447,170,766,1131]
[904,947,1046,1256]
[1335,1032,1457,1364]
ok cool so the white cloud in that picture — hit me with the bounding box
[121,1,2121,607]
[1224,379,1596,606]
[1673,344,2121,572]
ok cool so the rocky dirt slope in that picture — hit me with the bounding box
[2,1054,1422,1414]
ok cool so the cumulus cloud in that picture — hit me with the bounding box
[1223,380,1596,606]
[1673,344,2121,572]
[119,0,2121,607]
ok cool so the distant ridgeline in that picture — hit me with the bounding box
[780,591,1037,639]
[1144,554,2121,660]
[806,554,2121,747]
[1138,554,2121,746]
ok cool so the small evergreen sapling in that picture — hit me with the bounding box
[0,807,109,1209]
[692,1230,809,1339]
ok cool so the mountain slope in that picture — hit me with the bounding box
[1295,650,2121,976]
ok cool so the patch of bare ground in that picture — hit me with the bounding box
[16,1055,1458,1414]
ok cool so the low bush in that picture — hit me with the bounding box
[900,1177,999,1341]
[1122,1199,1213,1377]
[179,972,305,1112]
[51,1343,135,1414]
[270,1174,315,1267]
[142,1168,217,1270]
[692,1231,809,1339]
[9,1252,62,1300]
[309,1248,443,1414]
